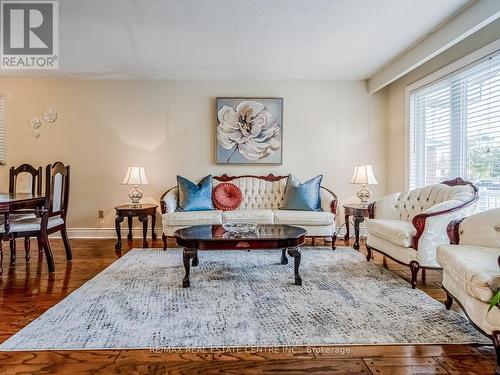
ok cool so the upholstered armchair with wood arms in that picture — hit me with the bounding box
[365,178,478,288]
[436,208,500,375]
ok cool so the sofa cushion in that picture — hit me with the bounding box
[274,210,333,226]
[281,174,322,211]
[222,210,274,224]
[365,219,416,248]
[213,183,242,211]
[177,175,215,211]
[437,244,500,303]
[163,210,222,226]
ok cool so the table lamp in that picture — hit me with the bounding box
[122,166,148,206]
[350,164,378,205]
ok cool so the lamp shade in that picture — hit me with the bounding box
[122,166,149,185]
[350,164,378,185]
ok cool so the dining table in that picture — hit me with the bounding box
[0,192,46,238]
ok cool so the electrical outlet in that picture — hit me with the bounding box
[98,210,104,219]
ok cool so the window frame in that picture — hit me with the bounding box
[405,39,500,191]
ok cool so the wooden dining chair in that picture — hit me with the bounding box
[2,162,72,275]
[8,164,43,262]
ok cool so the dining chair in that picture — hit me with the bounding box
[8,164,43,262]
[1,162,72,275]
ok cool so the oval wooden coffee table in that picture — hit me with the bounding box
[174,224,306,287]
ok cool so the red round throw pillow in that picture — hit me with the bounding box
[213,183,242,211]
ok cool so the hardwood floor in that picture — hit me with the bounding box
[0,237,496,374]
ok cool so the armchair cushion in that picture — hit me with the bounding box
[437,244,500,303]
[365,219,416,248]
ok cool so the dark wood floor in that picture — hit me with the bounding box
[0,237,496,374]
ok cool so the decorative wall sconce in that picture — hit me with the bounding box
[31,118,41,129]
[43,109,57,123]
[30,109,58,138]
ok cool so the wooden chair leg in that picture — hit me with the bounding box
[9,239,16,263]
[37,235,43,253]
[60,225,72,261]
[409,261,420,289]
[40,230,55,274]
[24,237,30,262]
[421,268,426,283]
[331,234,337,250]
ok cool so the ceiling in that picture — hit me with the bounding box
[0,0,472,80]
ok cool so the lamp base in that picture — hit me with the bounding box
[356,184,372,204]
[129,185,143,206]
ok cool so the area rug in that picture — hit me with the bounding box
[0,247,488,350]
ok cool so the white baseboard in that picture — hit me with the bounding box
[54,226,357,239]
[49,227,163,239]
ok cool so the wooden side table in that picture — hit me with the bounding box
[115,204,158,250]
[343,204,371,251]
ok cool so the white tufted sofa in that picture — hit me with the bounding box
[436,208,500,374]
[160,174,338,249]
[365,178,478,288]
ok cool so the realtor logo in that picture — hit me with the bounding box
[0,0,58,69]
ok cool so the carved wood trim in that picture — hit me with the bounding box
[214,173,287,182]
[330,199,338,215]
[410,179,478,250]
[441,177,478,193]
[367,202,375,219]
[446,219,464,245]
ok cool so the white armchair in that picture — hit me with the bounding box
[437,208,500,374]
[365,178,478,288]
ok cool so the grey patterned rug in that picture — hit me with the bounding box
[0,247,487,350]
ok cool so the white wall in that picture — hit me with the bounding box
[386,19,500,193]
[0,79,387,234]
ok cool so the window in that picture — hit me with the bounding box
[409,50,500,211]
[0,95,4,165]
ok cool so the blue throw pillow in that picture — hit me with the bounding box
[281,174,323,211]
[177,175,215,211]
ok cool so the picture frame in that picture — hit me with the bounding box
[215,97,283,164]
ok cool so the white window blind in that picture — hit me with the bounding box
[409,50,500,211]
[0,95,4,165]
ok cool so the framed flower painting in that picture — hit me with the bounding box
[216,97,283,164]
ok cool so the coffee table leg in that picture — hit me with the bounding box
[192,250,199,267]
[183,248,196,288]
[281,248,288,265]
[287,247,302,285]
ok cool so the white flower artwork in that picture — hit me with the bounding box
[216,98,282,164]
